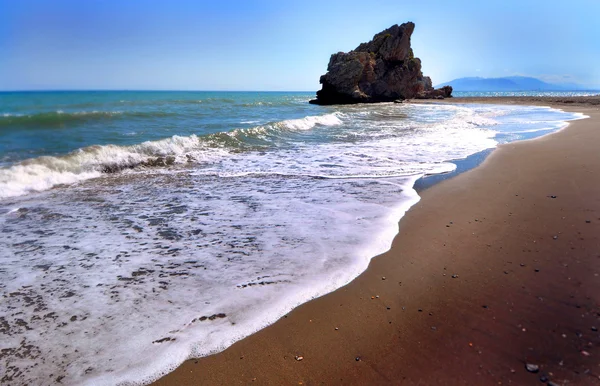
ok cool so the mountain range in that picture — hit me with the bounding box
[435,76,590,92]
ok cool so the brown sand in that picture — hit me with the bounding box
[154,98,600,385]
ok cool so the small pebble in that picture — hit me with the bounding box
[553,236,558,240]
[451,274,458,278]
[550,195,557,198]
[585,220,591,223]
[355,356,361,362]
[520,263,526,267]
[482,305,488,309]
[334,327,339,331]
[591,326,598,332]
[431,326,437,331]
[534,269,540,272]
[418,309,423,312]
[381,276,386,280]
[525,363,539,373]
[295,356,303,361]
[504,271,509,274]
[539,375,548,382]
[547,382,560,386]
[581,350,590,356]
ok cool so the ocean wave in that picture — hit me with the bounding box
[0,113,344,198]
[0,110,177,127]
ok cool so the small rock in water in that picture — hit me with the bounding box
[525,363,539,373]
[295,356,304,361]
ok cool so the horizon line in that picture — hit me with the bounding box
[0,89,319,93]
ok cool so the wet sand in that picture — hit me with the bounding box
[153,98,600,385]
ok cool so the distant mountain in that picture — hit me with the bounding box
[435,76,588,92]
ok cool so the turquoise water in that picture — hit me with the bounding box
[0,91,585,385]
[0,91,321,165]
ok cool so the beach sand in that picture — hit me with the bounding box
[153,98,600,385]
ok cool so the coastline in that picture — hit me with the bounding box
[153,98,600,385]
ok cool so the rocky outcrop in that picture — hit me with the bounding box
[415,85,453,99]
[309,22,451,105]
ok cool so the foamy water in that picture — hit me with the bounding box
[0,91,583,385]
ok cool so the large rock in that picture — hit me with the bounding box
[310,22,451,105]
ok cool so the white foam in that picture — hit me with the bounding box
[278,113,342,131]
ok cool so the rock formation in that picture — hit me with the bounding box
[310,22,452,105]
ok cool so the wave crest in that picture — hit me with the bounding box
[0,113,343,198]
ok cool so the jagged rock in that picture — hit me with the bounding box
[415,85,453,99]
[310,22,451,105]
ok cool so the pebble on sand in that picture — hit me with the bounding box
[525,363,539,373]
[295,356,304,361]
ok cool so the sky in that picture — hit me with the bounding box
[1,0,599,91]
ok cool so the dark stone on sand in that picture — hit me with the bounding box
[534,269,540,272]
[355,356,361,361]
[586,220,591,223]
[525,363,539,373]
[310,22,451,105]
[592,326,598,332]
[539,375,548,382]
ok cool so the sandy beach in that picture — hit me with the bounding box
[153,97,600,385]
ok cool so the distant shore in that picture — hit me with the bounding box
[153,98,600,385]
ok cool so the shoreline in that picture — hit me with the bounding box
[153,98,600,385]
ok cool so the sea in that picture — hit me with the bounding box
[0,90,591,385]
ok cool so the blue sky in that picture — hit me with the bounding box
[1,0,599,91]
